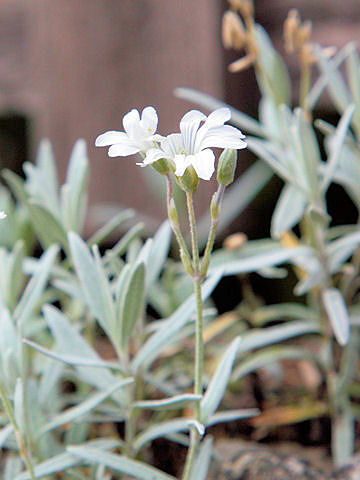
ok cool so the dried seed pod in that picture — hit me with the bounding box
[284,9,301,53]
[222,11,246,50]
[228,53,255,72]
[223,232,247,250]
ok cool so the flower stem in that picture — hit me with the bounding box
[181,192,204,480]
[165,175,193,273]
[181,428,200,480]
[300,61,312,113]
[186,192,200,274]
[0,380,36,480]
[201,184,225,278]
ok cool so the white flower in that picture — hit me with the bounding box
[0,211,6,220]
[95,106,158,157]
[142,107,247,180]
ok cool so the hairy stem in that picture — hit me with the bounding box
[181,428,200,480]
[201,184,225,278]
[165,175,193,272]
[181,192,204,480]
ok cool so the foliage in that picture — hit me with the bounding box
[0,1,360,478]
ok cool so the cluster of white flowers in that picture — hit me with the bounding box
[95,106,246,181]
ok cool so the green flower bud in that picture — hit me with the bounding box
[180,248,194,276]
[152,158,170,175]
[177,166,199,193]
[168,198,179,226]
[217,149,237,186]
[210,193,220,220]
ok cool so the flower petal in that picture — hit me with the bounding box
[142,148,166,165]
[141,106,158,135]
[161,133,184,157]
[95,131,128,147]
[194,109,231,152]
[122,109,143,139]
[180,110,206,153]
[200,125,247,150]
[180,110,206,125]
[174,154,191,177]
[206,108,231,126]
[190,149,215,181]
[108,143,140,157]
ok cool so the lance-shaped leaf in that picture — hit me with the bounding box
[27,201,68,250]
[24,139,60,217]
[24,339,123,372]
[14,245,58,329]
[61,139,89,233]
[87,209,135,247]
[67,446,177,480]
[211,245,312,276]
[133,394,202,411]
[271,184,308,238]
[247,137,295,185]
[232,346,315,382]
[43,305,117,392]
[68,232,116,341]
[200,337,241,424]
[133,418,204,452]
[146,220,172,288]
[237,320,320,355]
[321,104,355,193]
[15,438,120,480]
[207,409,259,428]
[132,270,223,371]
[254,24,291,105]
[191,436,214,480]
[118,262,145,350]
[41,377,133,434]
[322,288,350,346]
[327,231,360,273]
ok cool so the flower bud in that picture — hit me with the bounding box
[152,158,170,175]
[210,194,220,220]
[177,165,199,193]
[168,198,179,226]
[217,149,237,186]
[180,248,194,276]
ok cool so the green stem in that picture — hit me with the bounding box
[186,192,200,273]
[181,428,199,480]
[300,61,312,112]
[181,192,204,480]
[194,277,204,417]
[0,381,36,480]
[201,184,225,278]
[165,175,193,273]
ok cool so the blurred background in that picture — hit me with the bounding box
[0,0,359,233]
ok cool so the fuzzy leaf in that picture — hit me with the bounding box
[322,288,350,345]
[67,446,177,480]
[201,337,241,424]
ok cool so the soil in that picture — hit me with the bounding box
[213,440,360,480]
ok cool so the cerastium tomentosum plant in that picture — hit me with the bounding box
[96,104,250,479]
[178,0,360,467]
